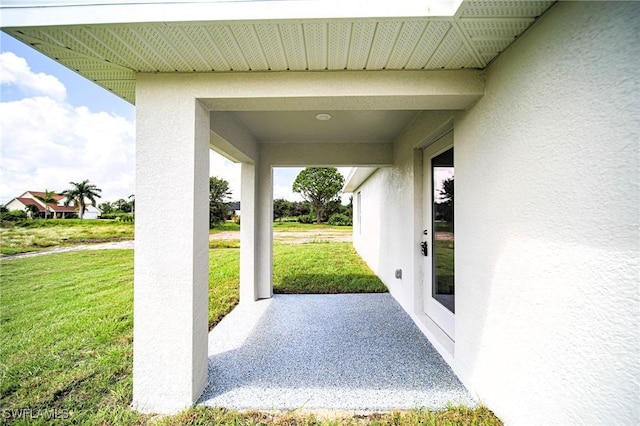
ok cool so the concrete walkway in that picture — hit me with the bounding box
[200,294,475,411]
[0,240,134,260]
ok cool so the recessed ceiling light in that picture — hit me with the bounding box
[315,113,332,121]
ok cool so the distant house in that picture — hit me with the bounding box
[228,202,240,218]
[4,191,101,219]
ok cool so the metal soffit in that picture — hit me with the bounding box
[2,1,554,104]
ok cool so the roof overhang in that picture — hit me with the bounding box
[0,0,468,26]
[344,167,379,193]
[0,0,555,104]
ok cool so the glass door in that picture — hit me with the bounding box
[422,136,455,340]
[432,148,454,314]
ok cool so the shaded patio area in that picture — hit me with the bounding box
[199,294,475,411]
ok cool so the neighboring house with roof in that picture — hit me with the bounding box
[1,1,638,424]
[228,201,241,218]
[4,191,101,219]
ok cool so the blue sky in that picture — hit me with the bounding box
[0,31,349,205]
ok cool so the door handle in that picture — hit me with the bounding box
[421,229,429,256]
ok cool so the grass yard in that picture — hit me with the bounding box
[0,240,500,425]
[209,221,240,233]
[0,220,349,256]
[0,219,134,255]
[274,242,386,294]
[273,222,352,232]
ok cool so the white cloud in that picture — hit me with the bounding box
[0,52,355,206]
[0,52,66,101]
[0,96,135,204]
[210,151,241,201]
[273,183,304,202]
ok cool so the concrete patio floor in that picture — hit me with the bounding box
[199,293,475,411]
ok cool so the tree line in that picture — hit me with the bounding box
[209,167,352,228]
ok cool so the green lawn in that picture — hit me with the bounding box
[0,244,499,425]
[0,251,138,424]
[274,242,386,293]
[0,220,350,256]
[273,221,352,232]
[209,221,240,233]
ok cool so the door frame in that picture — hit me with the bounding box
[421,131,455,340]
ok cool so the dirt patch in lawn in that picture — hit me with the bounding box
[209,229,352,244]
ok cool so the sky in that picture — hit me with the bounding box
[0,32,350,205]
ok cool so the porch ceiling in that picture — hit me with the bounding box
[233,110,420,143]
[1,1,554,104]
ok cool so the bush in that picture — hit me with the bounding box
[328,213,352,226]
[297,214,316,224]
[1,210,27,224]
[100,213,134,222]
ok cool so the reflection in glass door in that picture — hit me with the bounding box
[432,148,454,313]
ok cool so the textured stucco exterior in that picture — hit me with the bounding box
[133,85,210,413]
[352,2,639,424]
[129,68,483,412]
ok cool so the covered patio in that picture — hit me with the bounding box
[201,293,475,411]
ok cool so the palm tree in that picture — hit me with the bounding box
[24,204,41,219]
[34,189,57,219]
[128,194,135,218]
[61,179,102,220]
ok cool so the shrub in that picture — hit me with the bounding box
[328,213,352,226]
[100,213,134,222]
[297,214,316,224]
[1,210,28,224]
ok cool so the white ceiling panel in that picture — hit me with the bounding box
[386,21,427,70]
[254,23,288,71]
[2,0,555,103]
[279,23,307,71]
[366,21,402,70]
[230,24,269,71]
[458,1,554,18]
[304,23,328,70]
[405,21,450,69]
[346,22,377,70]
[327,22,351,70]
[208,25,250,71]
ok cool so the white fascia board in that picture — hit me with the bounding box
[0,0,463,27]
[343,167,378,193]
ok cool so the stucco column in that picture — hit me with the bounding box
[132,94,210,413]
[239,160,273,301]
[257,160,273,299]
[239,162,258,302]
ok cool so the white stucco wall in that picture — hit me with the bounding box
[133,82,210,413]
[353,2,639,424]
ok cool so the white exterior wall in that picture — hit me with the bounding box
[353,2,639,424]
[82,206,100,219]
[5,199,27,211]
